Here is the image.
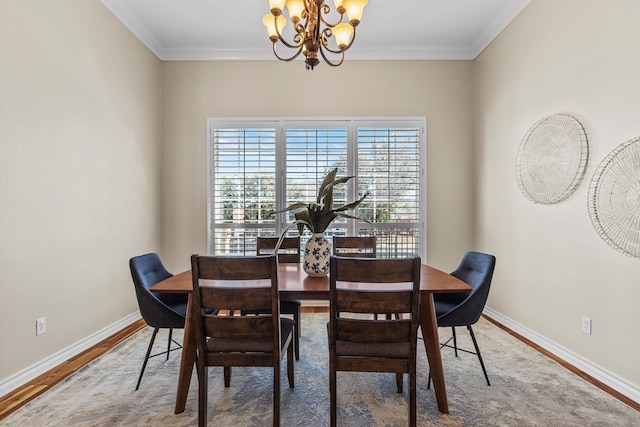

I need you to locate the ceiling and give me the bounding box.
[100,0,530,62]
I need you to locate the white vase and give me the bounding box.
[303,233,331,277]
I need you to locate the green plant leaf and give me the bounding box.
[333,191,370,212]
[317,168,338,203]
[273,168,370,234]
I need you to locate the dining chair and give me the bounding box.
[332,235,377,258]
[427,251,496,387]
[328,255,421,427]
[333,236,396,320]
[191,254,295,427]
[129,253,187,391]
[252,236,302,360]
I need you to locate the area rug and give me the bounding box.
[3,314,638,426]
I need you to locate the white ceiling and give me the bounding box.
[100,0,530,62]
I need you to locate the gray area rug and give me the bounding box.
[4,314,639,426]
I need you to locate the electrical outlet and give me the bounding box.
[36,317,47,336]
[581,316,592,335]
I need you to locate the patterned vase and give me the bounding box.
[303,233,331,277]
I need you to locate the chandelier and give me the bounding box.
[263,0,368,70]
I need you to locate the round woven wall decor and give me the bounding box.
[588,136,640,258]
[516,114,589,204]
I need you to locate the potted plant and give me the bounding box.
[272,168,369,276]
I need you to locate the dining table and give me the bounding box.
[150,261,471,415]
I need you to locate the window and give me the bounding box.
[208,118,426,259]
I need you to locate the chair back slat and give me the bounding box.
[336,318,412,344]
[195,255,275,280]
[332,236,376,258]
[204,315,274,340]
[199,286,272,312]
[331,256,418,283]
[335,290,413,314]
[257,236,301,263]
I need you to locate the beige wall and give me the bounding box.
[10,0,637,406]
[0,1,162,380]
[474,0,640,386]
[160,61,475,272]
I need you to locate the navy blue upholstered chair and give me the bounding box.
[129,252,188,390]
[428,251,496,387]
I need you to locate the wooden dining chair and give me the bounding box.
[190,254,295,427]
[253,236,302,360]
[332,236,377,258]
[257,236,301,262]
[328,255,421,427]
[332,236,396,319]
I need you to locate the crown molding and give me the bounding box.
[102,0,531,62]
[160,44,479,62]
[471,0,530,57]
[100,0,164,58]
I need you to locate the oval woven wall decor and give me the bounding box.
[516,114,589,204]
[588,136,640,258]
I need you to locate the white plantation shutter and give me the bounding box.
[210,124,277,255]
[284,123,349,235]
[355,124,423,257]
[208,118,426,258]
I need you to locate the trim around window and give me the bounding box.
[207,117,427,260]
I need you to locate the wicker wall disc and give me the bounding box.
[588,136,640,258]
[516,114,589,204]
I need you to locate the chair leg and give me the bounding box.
[410,365,417,427]
[287,341,295,388]
[395,373,403,393]
[198,364,208,427]
[273,361,280,427]
[428,325,491,388]
[224,367,231,387]
[467,325,490,386]
[452,326,458,357]
[135,327,159,391]
[330,364,337,427]
[166,328,173,361]
[293,309,300,361]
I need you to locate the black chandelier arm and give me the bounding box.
[318,44,345,67]
[272,42,305,62]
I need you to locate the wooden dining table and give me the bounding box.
[150,261,471,415]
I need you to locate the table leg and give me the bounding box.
[174,294,196,414]
[420,293,449,414]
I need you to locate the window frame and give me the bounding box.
[207,117,427,260]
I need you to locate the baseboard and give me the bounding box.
[3,308,637,411]
[483,307,640,406]
[0,312,142,397]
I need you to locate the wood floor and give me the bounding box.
[1,310,637,422]
[0,319,147,421]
